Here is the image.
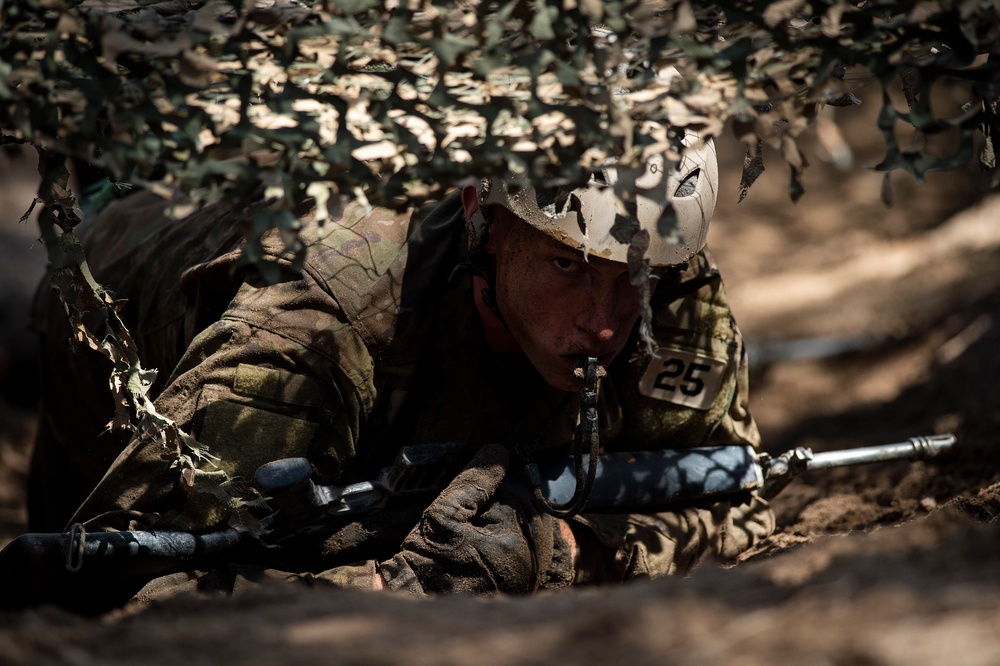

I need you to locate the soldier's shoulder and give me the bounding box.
[297,201,414,277]
[297,193,464,282]
[290,193,464,351]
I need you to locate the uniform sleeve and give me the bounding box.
[611,249,761,452]
[70,270,375,533]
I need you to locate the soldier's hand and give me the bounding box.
[377,443,572,594]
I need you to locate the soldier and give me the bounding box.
[29,130,774,596]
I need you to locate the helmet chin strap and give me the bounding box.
[478,282,506,328]
[458,205,509,328]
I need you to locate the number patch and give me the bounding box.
[638,348,727,410]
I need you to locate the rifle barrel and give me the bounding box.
[806,434,957,471]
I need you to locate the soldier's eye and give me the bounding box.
[553,257,580,272]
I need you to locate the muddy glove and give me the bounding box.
[377,443,572,595]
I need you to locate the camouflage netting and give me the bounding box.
[1,0,998,511]
[5,0,999,218]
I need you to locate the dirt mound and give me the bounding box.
[2,498,999,666]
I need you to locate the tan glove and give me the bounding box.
[377,443,573,595]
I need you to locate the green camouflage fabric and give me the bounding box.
[29,192,247,532]
[30,189,773,589]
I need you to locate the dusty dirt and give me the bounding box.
[2,80,1000,664]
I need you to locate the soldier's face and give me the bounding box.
[485,206,645,391]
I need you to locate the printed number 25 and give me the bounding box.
[653,358,710,397]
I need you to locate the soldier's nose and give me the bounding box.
[576,293,619,341]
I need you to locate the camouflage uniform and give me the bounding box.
[30,189,774,590]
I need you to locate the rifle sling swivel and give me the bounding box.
[65,522,86,573]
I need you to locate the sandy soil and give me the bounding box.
[1,83,999,664]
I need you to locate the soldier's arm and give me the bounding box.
[70,269,374,536]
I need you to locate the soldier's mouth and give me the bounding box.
[563,352,616,368]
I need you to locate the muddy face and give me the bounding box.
[484,205,645,391]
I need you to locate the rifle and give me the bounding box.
[0,433,956,614]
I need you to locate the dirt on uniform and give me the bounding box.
[1,82,999,664]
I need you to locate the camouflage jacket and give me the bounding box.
[66,190,760,541]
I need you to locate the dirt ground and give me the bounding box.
[2,81,1000,664]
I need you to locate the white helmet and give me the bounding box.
[478,131,718,267]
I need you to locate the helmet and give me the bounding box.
[478,131,718,267]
